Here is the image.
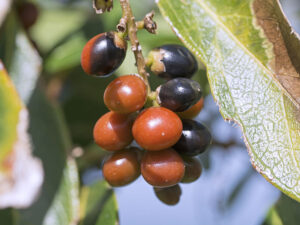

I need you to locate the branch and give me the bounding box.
[119,0,151,94]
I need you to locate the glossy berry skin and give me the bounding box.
[93,112,133,151]
[177,97,204,119]
[132,107,183,151]
[153,184,182,205]
[173,119,212,156]
[158,78,202,112]
[147,44,198,80]
[102,148,140,187]
[81,32,127,76]
[104,75,147,113]
[181,157,202,183]
[141,149,185,187]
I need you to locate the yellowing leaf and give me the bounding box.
[157,0,300,201]
[0,61,43,208]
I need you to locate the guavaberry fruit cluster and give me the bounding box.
[81,29,212,205]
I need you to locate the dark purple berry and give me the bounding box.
[81,32,127,77]
[157,78,202,112]
[173,119,212,156]
[147,44,198,80]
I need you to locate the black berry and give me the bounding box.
[181,157,202,183]
[173,119,212,156]
[153,184,182,205]
[147,44,198,79]
[157,78,202,112]
[81,32,127,77]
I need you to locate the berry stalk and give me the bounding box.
[119,0,151,95]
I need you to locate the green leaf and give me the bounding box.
[31,8,88,53]
[264,207,283,225]
[18,88,69,224]
[79,181,119,225]
[44,32,86,74]
[274,194,300,225]
[0,209,17,225]
[42,157,80,225]
[157,0,300,201]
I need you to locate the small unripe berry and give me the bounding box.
[141,149,185,187]
[147,44,198,80]
[81,32,127,76]
[173,119,212,156]
[132,107,183,151]
[93,111,133,151]
[157,78,202,112]
[102,148,141,187]
[104,75,147,113]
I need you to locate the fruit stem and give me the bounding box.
[119,0,151,95]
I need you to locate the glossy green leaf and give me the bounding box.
[79,181,119,225]
[157,0,300,201]
[42,157,80,225]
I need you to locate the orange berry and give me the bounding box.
[93,111,133,151]
[177,97,204,119]
[102,148,140,187]
[104,75,147,113]
[132,107,183,151]
[141,149,185,187]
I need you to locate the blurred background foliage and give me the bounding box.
[0,0,300,224]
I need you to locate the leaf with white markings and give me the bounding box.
[157,0,300,201]
[0,61,43,209]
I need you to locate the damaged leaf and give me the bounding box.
[0,61,43,209]
[157,0,300,201]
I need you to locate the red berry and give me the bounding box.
[93,111,133,151]
[177,97,204,119]
[104,75,147,113]
[141,149,185,187]
[81,32,127,76]
[132,107,182,151]
[102,148,141,187]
